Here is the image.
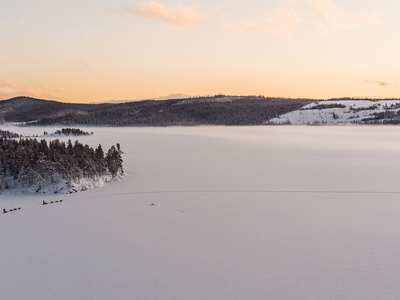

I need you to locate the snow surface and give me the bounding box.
[269,100,400,125]
[2,125,400,299]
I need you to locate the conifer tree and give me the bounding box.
[0,136,124,193]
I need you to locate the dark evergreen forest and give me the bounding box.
[0,137,123,193]
[4,96,400,126]
[27,96,314,126]
[0,96,315,126]
[0,129,20,139]
[46,128,91,136]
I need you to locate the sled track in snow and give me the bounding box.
[87,189,400,199]
[4,189,400,215]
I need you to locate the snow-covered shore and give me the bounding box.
[1,174,124,195]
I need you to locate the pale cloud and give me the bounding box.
[306,0,333,13]
[304,0,379,31]
[0,79,54,100]
[364,80,399,88]
[124,1,204,28]
[248,8,302,37]
[98,7,120,15]
[122,0,377,36]
[216,10,246,35]
[354,0,387,2]
[217,0,376,37]
[219,8,302,38]
[219,20,246,35]
[123,1,302,36]
[69,59,89,68]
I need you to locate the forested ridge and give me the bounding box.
[0,137,123,193]
[0,96,314,126]
[35,96,314,126]
[5,95,400,126]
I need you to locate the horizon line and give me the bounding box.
[2,94,400,104]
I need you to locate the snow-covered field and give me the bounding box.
[269,100,400,125]
[2,125,400,300]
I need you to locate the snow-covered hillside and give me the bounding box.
[2,126,400,300]
[269,99,400,125]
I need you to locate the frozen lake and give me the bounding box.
[2,125,400,299]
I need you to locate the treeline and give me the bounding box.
[0,138,123,193]
[33,96,314,126]
[358,111,400,124]
[0,129,19,139]
[49,128,91,136]
[302,103,346,110]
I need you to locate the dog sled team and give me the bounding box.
[3,200,63,213]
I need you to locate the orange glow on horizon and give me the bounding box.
[1,0,399,103]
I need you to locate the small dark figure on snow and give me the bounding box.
[3,208,7,213]
[43,200,48,205]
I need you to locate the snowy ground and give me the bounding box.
[2,125,400,299]
[269,99,400,124]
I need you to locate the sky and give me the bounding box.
[1,0,399,103]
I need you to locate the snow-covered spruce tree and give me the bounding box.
[0,160,3,191]
[105,145,123,177]
[94,144,108,176]
[0,137,123,193]
[0,130,19,139]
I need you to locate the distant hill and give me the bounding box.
[0,96,112,123]
[0,95,314,126]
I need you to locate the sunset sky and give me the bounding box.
[1,0,399,103]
